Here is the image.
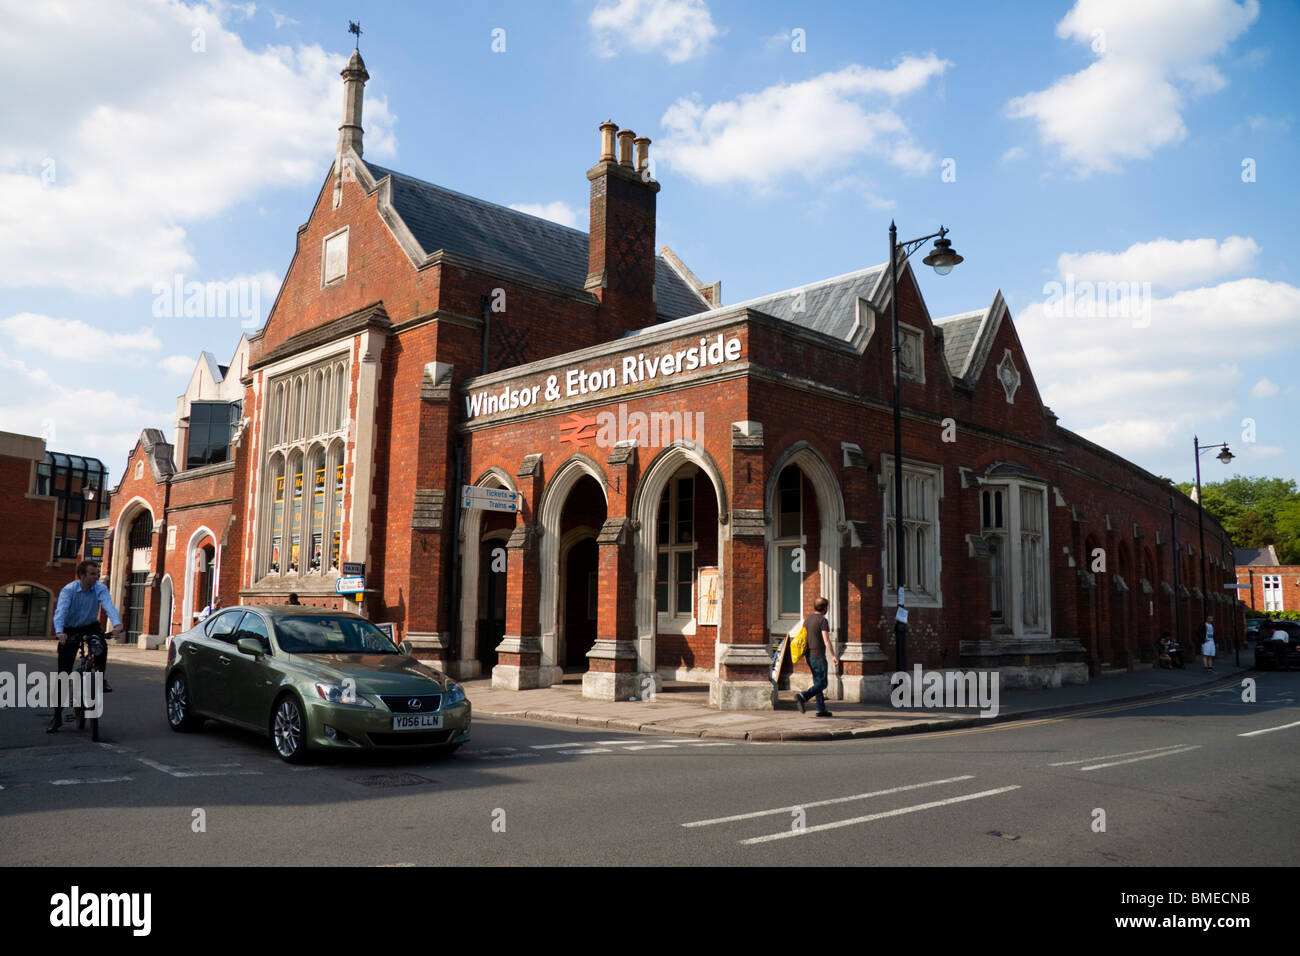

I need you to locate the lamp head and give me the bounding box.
[922,236,963,276]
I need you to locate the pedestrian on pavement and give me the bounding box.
[287,592,301,605]
[1200,615,1216,672]
[197,596,221,623]
[794,597,839,717]
[48,560,122,732]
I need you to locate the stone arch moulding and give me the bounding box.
[159,573,175,640]
[182,525,218,630]
[109,497,155,618]
[631,440,730,689]
[765,440,846,695]
[538,454,608,688]
[455,467,519,680]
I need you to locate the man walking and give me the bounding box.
[794,596,839,717]
[48,560,123,732]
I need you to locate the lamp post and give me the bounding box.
[1193,436,1233,646]
[888,222,963,671]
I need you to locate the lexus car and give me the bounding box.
[1253,619,1300,671]
[164,605,470,762]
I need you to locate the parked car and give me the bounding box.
[164,605,470,762]
[1245,618,1264,639]
[1253,619,1300,671]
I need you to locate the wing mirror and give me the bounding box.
[237,637,267,658]
[399,640,412,656]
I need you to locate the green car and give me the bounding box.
[164,605,470,762]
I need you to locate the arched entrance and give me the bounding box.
[539,464,606,680]
[123,511,154,643]
[458,468,519,680]
[182,526,217,630]
[632,443,728,690]
[0,583,52,637]
[765,443,845,696]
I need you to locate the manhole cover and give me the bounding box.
[350,773,434,788]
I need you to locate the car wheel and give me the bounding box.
[272,695,309,763]
[166,672,204,732]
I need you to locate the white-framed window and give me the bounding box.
[656,474,696,620]
[772,465,804,621]
[982,487,1008,622]
[322,227,348,285]
[1263,574,1282,612]
[261,356,349,578]
[883,460,941,605]
[980,479,1050,637]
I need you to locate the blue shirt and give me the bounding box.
[52,580,121,632]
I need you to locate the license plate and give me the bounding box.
[392,714,442,731]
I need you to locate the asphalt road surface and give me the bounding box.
[1,648,1297,866]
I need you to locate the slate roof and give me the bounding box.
[363,161,708,319]
[1235,546,1281,567]
[665,265,888,341]
[933,309,985,379]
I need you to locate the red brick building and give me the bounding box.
[100,50,1240,706]
[0,431,107,637]
[1236,546,1300,614]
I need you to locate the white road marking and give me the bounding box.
[740,786,1022,844]
[595,740,649,745]
[1079,745,1201,771]
[133,756,261,778]
[559,748,613,755]
[1049,744,1191,767]
[530,743,580,749]
[465,751,539,760]
[682,775,978,828]
[684,742,737,747]
[50,776,133,786]
[623,744,678,751]
[1238,718,1300,737]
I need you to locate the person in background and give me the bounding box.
[1199,615,1216,672]
[793,596,839,717]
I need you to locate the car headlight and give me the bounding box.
[443,681,466,706]
[315,682,375,707]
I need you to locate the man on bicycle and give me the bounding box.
[48,560,123,733]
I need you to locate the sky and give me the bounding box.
[1,0,1296,491]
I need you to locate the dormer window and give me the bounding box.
[322,228,349,285]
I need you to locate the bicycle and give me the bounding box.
[73,632,105,742]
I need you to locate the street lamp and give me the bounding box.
[1193,436,1233,643]
[888,222,963,671]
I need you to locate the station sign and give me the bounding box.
[463,486,520,513]
[335,576,366,594]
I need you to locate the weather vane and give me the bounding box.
[348,20,362,49]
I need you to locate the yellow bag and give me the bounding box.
[790,625,807,664]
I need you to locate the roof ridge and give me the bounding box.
[687,262,889,316]
[364,160,593,241]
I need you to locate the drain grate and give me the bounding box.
[350,772,434,788]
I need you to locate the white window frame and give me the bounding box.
[981,486,1009,626]
[769,465,807,625]
[980,479,1051,639]
[1263,574,1282,612]
[882,458,942,608]
[259,352,351,580]
[656,471,698,633]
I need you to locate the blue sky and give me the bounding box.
[2,0,1296,490]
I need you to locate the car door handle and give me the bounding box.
[218,655,232,665]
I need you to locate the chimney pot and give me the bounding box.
[599,121,618,162]
[617,129,635,168]
[634,136,651,173]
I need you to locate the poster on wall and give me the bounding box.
[697,566,720,626]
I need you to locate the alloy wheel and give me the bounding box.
[273,698,303,759]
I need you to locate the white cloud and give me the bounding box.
[1001,146,1025,162]
[159,355,199,376]
[1007,0,1259,175]
[1242,444,1285,458]
[1246,114,1290,133]
[1017,260,1300,462]
[1250,379,1279,398]
[0,0,396,296]
[0,349,172,475]
[1,312,161,361]
[270,10,300,29]
[508,202,585,229]
[657,55,951,187]
[1057,236,1259,290]
[590,0,719,63]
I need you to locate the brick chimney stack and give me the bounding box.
[586,121,661,332]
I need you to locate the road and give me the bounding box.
[1,648,1297,866]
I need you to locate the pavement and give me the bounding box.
[1,638,1260,741]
